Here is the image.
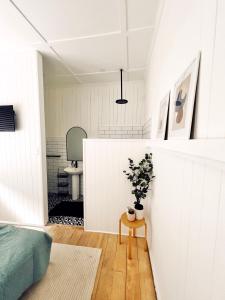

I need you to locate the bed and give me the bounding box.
[0,225,52,300]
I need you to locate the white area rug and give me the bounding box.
[21,243,101,300]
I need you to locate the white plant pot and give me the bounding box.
[135,208,144,220]
[127,212,135,222]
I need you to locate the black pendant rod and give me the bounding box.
[120,69,123,99]
[115,69,128,104]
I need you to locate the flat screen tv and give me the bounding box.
[0,105,15,132]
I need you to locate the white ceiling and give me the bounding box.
[1,0,159,84]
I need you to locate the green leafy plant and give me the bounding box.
[123,153,155,210]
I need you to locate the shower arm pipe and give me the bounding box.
[115,69,128,104]
[120,69,123,99]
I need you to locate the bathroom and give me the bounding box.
[44,66,149,226]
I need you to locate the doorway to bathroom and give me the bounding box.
[43,73,147,226]
[46,127,87,226]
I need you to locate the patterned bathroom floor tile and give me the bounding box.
[48,216,84,226]
[48,193,84,226]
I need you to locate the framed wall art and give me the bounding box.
[168,53,200,139]
[156,92,170,139]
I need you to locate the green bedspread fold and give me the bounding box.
[0,225,52,300]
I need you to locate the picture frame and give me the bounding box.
[168,53,200,139]
[156,92,170,139]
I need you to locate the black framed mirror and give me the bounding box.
[66,127,87,163]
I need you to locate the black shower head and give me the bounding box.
[115,98,128,104]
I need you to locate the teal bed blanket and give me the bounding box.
[0,225,52,300]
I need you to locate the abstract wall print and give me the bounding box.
[156,92,170,139]
[168,53,200,139]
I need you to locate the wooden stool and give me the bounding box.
[119,212,147,259]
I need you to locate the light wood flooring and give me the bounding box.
[46,224,157,300]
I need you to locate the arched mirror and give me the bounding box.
[66,127,87,163]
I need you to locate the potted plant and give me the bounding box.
[127,207,136,222]
[123,153,155,220]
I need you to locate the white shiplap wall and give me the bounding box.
[145,0,225,139]
[44,80,144,138]
[143,0,225,298]
[83,139,148,235]
[148,140,225,300]
[0,51,48,226]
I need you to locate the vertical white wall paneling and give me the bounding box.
[149,150,186,299]
[148,141,225,300]
[184,161,207,300]
[208,0,225,137]
[44,80,144,138]
[36,52,48,224]
[194,0,218,138]
[145,0,220,139]
[212,172,225,299]
[143,0,225,298]
[0,51,47,226]
[84,139,148,234]
[193,165,222,299]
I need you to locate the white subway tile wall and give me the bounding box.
[46,137,83,194]
[97,125,143,139]
[142,118,152,138]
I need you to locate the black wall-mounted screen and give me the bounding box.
[0,105,15,132]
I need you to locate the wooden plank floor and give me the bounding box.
[46,224,157,300]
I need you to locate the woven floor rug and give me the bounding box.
[21,243,101,300]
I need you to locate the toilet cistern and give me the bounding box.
[64,166,83,200]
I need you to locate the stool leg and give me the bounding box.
[128,228,132,259]
[144,223,147,251]
[119,219,121,244]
